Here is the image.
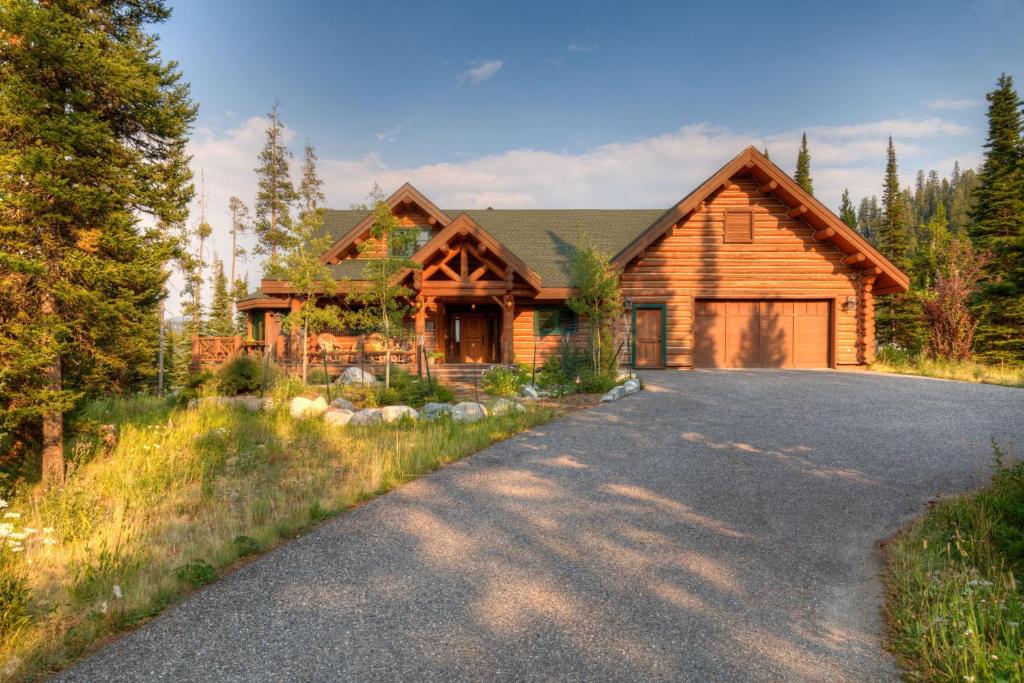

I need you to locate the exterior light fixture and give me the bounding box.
[623,296,633,311]
[842,295,856,312]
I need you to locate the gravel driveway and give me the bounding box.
[60,370,1024,682]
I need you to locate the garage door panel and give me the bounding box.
[694,299,829,369]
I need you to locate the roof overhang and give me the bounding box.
[612,146,911,294]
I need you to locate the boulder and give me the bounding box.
[623,379,641,394]
[381,405,418,423]
[520,385,540,400]
[323,409,354,427]
[490,398,526,416]
[452,402,488,423]
[337,367,378,386]
[420,402,453,420]
[349,408,383,426]
[600,386,626,402]
[290,395,329,419]
[329,397,356,411]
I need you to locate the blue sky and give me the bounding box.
[157,0,1023,311]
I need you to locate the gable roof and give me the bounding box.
[319,183,452,264]
[409,213,545,290]
[613,146,910,294]
[311,147,910,294]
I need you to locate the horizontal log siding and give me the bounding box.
[620,175,863,368]
[512,307,563,367]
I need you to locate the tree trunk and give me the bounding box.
[302,317,308,383]
[40,291,64,485]
[158,297,166,396]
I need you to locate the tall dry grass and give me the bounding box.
[0,393,553,680]
[872,346,1024,388]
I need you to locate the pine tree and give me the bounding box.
[794,132,813,195]
[875,137,924,351]
[912,203,952,290]
[762,146,770,160]
[839,189,857,228]
[253,102,296,273]
[968,73,1024,363]
[280,144,342,382]
[207,256,235,337]
[227,197,249,324]
[0,0,195,482]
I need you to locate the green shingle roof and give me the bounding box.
[320,207,668,288]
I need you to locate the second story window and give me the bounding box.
[389,227,432,258]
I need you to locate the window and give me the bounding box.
[389,227,432,257]
[724,209,754,243]
[251,312,265,341]
[534,307,575,337]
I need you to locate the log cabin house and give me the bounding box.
[192,146,909,376]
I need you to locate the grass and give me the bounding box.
[0,389,555,681]
[871,347,1024,389]
[884,443,1024,682]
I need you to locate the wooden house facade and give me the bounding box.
[201,147,908,374]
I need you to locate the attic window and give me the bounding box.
[724,209,753,243]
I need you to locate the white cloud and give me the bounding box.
[457,59,504,85]
[925,97,983,111]
[174,114,972,315]
[375,123,404,142]
[567,42,598,53]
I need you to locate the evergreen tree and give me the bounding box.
[968,73,1024,363]
[227,196,249,323]
[234,277,250,335]
[280,144,342,382]
[912,204,952,290]
[253,102,296,273]
[839,189,857,228]
[875,137,924,351]
[0,0,195,481]
[207,256,235,337]
[794,132,814,195]
[762,146,770,160]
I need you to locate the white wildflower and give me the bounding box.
[0,499,7,508]
[42,527,54,534]
[112,585,123,600]
[3,512,20,519]
[10,545,23,553]
[100,601,108,614]
[43,538,56,546]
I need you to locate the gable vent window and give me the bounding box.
[724,209,754,243]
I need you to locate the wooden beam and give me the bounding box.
[843,253,865,265]
[478,243,487,255]
[427,216,437,226]
[468,265,488,281]
[787,205,808,219]
[812,227,835,241]
[438,262,460,281]
[758,180,778,194]
[460,245,468,280]
[439,242,450,254]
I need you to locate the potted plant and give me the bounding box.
[429,350,445,365]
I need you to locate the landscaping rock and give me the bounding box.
[349,408,383,426]
[323,409,354,427]
[490,398,526,416]
[520,385,540,400]
[623,379,641,394]
[329,397,356,411]
[420,402,453,420]
[337,367,378,386]
[600,386,627,402]
[289,395,328,419]
[380,405,418,423]
[452,402,488,423]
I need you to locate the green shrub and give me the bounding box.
[482,364,529,397]
[0,550,31,640]
[216,355,272,396]
[305,368,331,385]
[232,535,260,558]
[174,559,217,588]
[367,367,455,407]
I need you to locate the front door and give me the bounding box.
[461,314,489,362]
[634,307,664,368]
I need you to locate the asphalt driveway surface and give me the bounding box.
[60,371,1024,682]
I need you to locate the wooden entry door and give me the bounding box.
[634,307,664,368]
[460,314,489,363]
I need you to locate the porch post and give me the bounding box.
[501,294,515,364]
[436,301,446,362]
[288,297,301,368]
[414,297,426,376]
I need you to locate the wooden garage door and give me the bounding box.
[693,300,830,368]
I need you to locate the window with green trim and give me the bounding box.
[251,312,265,341]
[534,307,576,337]
[389,227,432,257]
